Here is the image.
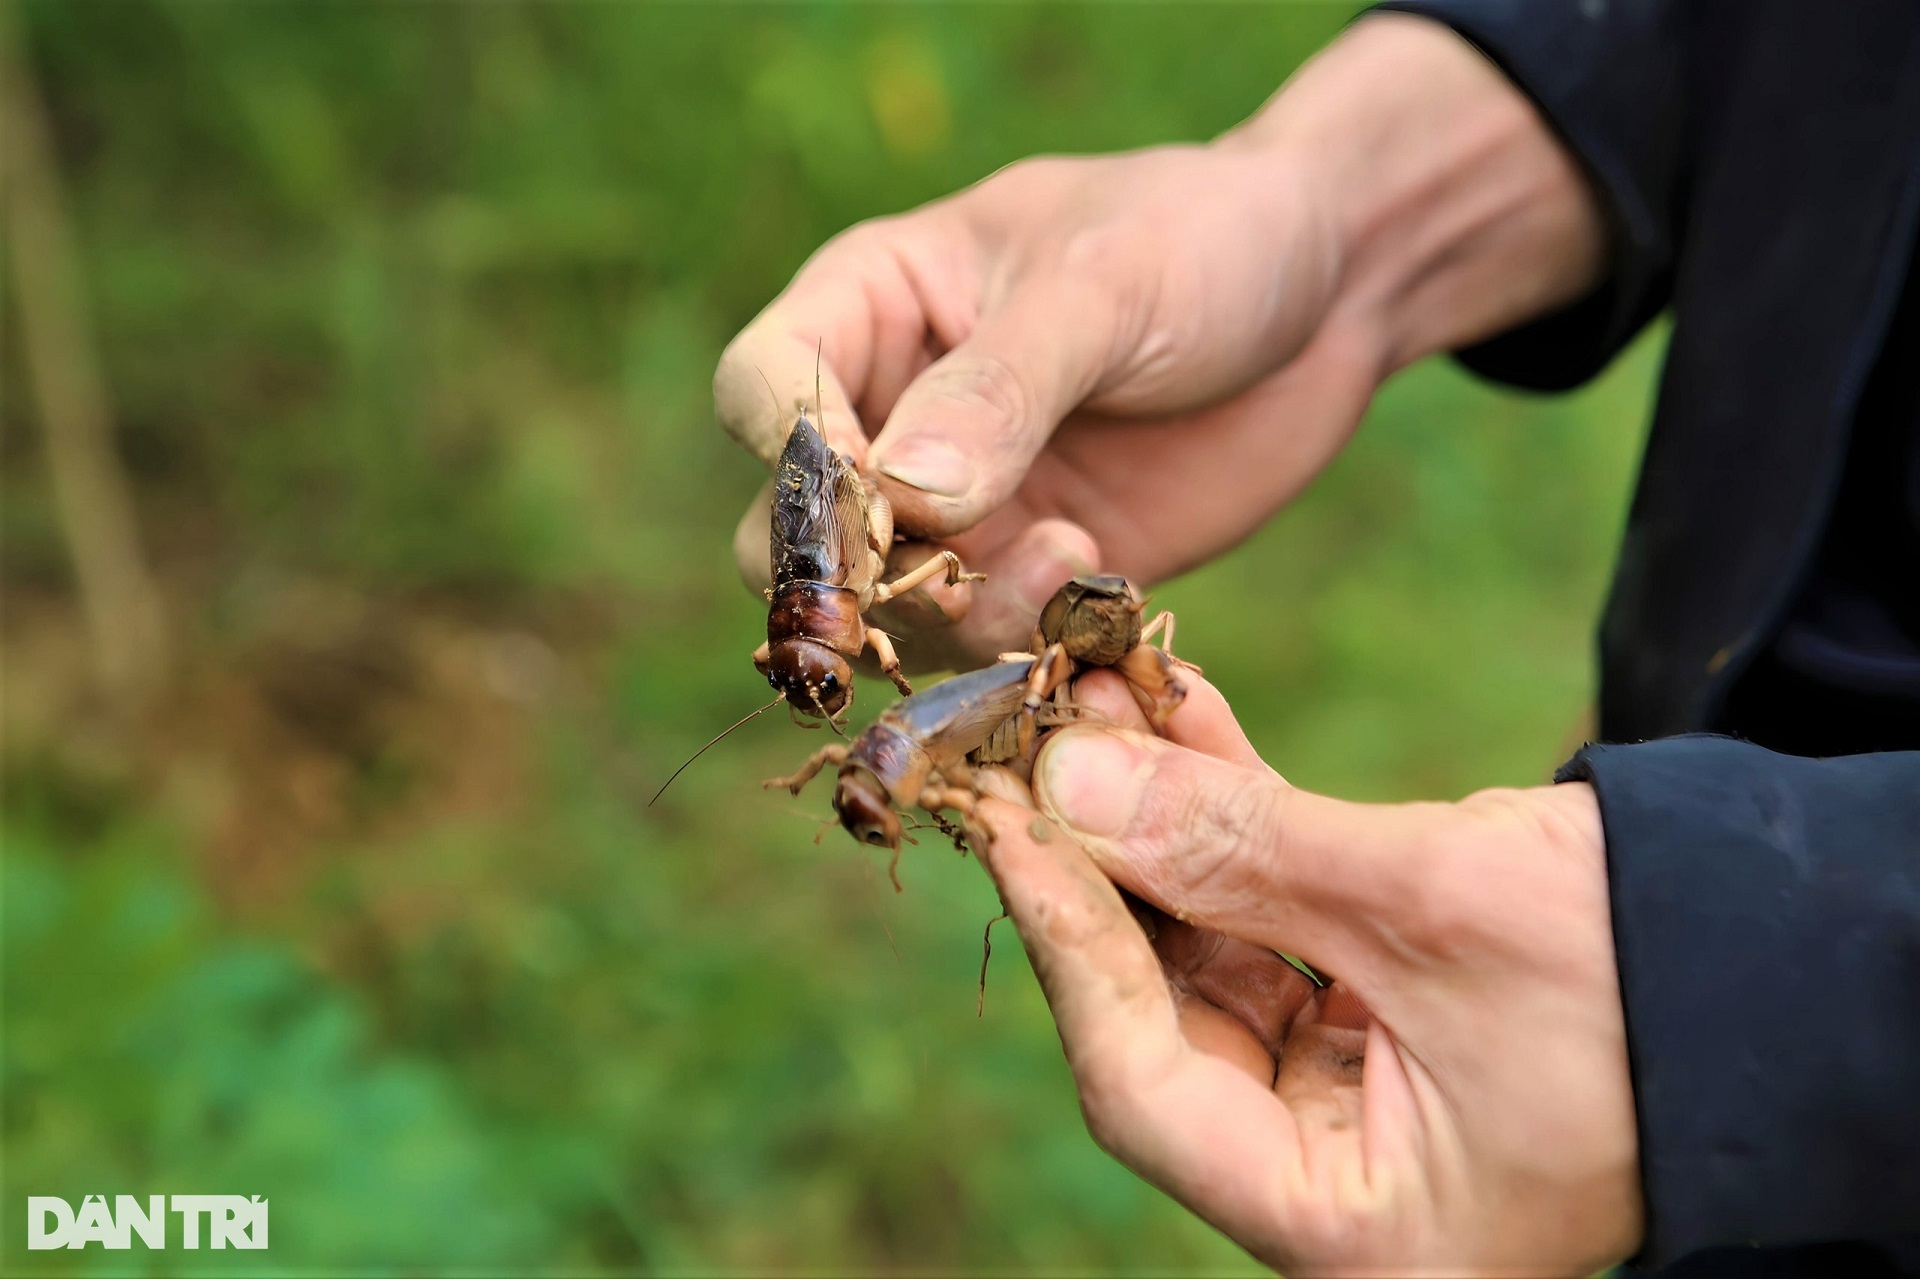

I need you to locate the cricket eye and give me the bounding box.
[819,672,838,697]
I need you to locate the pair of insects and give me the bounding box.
[765,572,1187,885]
[648,396,984,803]
[653,383,1190,881]
[751,392,1188,872]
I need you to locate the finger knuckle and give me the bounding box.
[1055,222,1143,284]
[926,350,1032,434]
[1076,1088,1133,1160]
[1043,227,1154,381]
[1034,884,1126,955]
[1074,1062,1151,1159]
[1148,771,1286,905]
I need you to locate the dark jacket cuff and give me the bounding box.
[1557,736,1920,1268]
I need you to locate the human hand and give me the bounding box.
[718,138,1362,674]
[973,670,1642,1275]
[716,15,1604,673]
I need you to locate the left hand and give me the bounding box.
[973,670,1643,1275]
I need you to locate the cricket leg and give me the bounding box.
[917,758,980,821]
[918,784,979,824]
[1010,708,1040,775]
[863,480,895,551]
[1139,610,1172,652]
[920,762,990,844]
[865,627,913,696]
[762,744,849,795]
[1140,609,1202,673]
[870,550,985,605]
[1114,642,1188,731]
[1023,642,1074,716]
[927,809,970,852]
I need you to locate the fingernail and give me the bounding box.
[873,439,975,498]
[1037,729,1155,841]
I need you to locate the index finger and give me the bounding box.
[974,793,1307,1255]
[714,219,947,467]
[714,322,867,466]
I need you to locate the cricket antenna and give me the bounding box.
[756,366,786,426]
[814,337,824,432]
[810,684,847,736]
[650,694,783,806]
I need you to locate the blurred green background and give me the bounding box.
[1,2,1661,1273]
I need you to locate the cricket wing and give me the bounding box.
[769,413,868,587]
[889,660,1035,761]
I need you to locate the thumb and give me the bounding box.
[868,271,1120,536]
[1032,724,1421,984]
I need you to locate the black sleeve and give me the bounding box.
[1368,0,1688,389]
[1556,737,1920,1269]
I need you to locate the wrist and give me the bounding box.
[1216,12,1606,375]
[1533,779,1607,862]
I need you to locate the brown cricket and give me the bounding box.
[755,409,983,723]
[764,575,1188,887]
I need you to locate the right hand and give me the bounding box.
[715,14,1604,672]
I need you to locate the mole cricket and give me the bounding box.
[756,404,984,724]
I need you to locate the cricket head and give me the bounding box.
[766,638,853,718]
[834,767,902,851]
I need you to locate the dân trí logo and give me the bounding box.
[27,1195,268,1250]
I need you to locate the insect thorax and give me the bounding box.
[766,581,864,656]
[849,723,934,806]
